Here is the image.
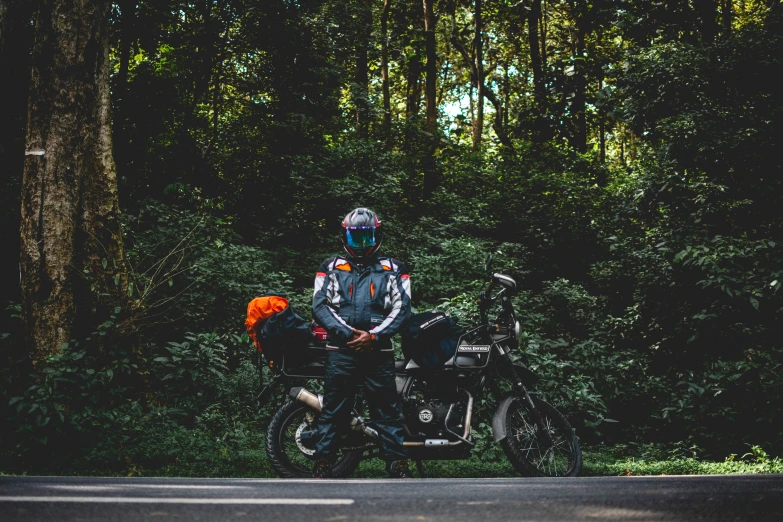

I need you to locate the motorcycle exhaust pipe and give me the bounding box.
[289,387,378,439]
[290,387,323,411]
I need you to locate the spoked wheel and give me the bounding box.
[500,396,582,477]
[265,400,362,478]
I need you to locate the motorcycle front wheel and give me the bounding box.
[500,396,582,477]
[266,400,362,478]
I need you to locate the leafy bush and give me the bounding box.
[152,333,228,406]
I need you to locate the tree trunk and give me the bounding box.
[472,0,483,151]
[571,0,587,153]
[540,0,547,74]
[115,0,134,103]
[502,61,509,129]
[721,0,732,35]
[0,1,7,53]
[381,0,392,139]
[469,82,475,129]
[20,0,128,366]
[112,0,134,175]
[695,0,718,43]
[405,51,422,118]
[355,0,372,138]
[422,0,437,199]
[423,0,437,134]
[620,130,625,165]
[526,0,548,140]
[598,77,605,163]
[597,30,605,163]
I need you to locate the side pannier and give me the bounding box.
[401,312,465,369]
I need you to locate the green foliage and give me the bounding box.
[584,444,783,477]
[124,201,299,336]
[411,238,491,304]
[153,333,228,404]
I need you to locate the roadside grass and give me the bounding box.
[2,440,781,477]
[581,445,783,477]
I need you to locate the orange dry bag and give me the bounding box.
[245,295,289,353]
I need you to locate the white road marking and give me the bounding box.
[47,485,251,491]
[0,496,354,505]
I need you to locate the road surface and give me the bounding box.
[1,475,781,521]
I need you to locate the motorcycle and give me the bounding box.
[264,255,582,478]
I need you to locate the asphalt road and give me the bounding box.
[1,475,781,521]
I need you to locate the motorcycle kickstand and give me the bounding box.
[416,460,425,478]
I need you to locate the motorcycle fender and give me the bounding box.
[492,394,517,442]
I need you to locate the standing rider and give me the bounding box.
[310,208,412,478]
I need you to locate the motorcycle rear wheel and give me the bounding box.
[266,400,362,478]
[500,396,582,477]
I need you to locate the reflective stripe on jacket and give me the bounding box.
[312,255,411,351]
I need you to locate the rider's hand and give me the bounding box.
[347,329,375,352]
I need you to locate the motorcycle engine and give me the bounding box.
[403,379,465,438]
[408,401,452,437]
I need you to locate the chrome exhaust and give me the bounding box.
[290,387,323,411]
[289,387,378,439]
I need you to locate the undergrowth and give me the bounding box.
[2,441,780,478]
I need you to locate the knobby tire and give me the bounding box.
[500,396,582,477]
[266,400,362,478]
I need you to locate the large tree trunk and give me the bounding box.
[423,0,437,134]
[570,0,587,153]
[115,0,134,103]
[721,0,732,35]
[20,0,128,366]
[422,0,437,198]
[355,0,372,138]
[695,0,718,43]
[539,0,547,76]
[596,30,605,163]
[472,0,483,150]
[526,0,549,140]
[405,50,422,118]
[381,0,392,139]
[112,0,134,183]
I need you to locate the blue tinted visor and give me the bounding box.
[345,226,377,249]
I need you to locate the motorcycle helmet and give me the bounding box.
[341,208,382,260]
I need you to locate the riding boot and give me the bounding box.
[312,457,333,479]
[387,459,412,478]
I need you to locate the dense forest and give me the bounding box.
[1,0,782,475]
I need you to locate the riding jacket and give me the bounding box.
[312,255,411,352]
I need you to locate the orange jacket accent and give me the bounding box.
[245,296,289,352]
[335,263,352,271]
